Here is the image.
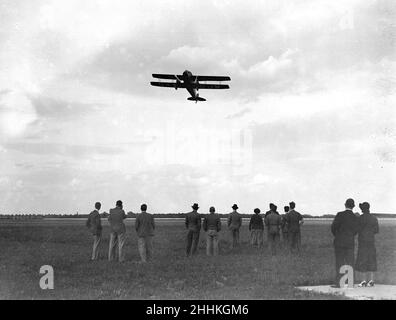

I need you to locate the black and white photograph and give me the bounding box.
[0,0,395,303]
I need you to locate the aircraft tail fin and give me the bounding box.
[187,97,206,102]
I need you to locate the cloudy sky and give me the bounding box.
[0,0,395,215]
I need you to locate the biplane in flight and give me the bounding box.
[150,70,231,102]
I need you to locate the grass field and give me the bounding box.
[0,219,395,299]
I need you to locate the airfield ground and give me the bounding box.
[0,219,395,299]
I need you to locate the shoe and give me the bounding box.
[331,284,340,288]
[358,281,367,287]
[367,280,375,287]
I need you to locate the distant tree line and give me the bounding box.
[0,212,395,220]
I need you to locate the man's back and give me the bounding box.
[228,212,242,229]
[331,210,359,248]
[203,214,221,232]
[286,210,303,232]
[185,211,201,231]
[87,210,102,235]
[249,214,264,230]
[265,212,281,234]
[108,207,126,233]
[136,212,155,237]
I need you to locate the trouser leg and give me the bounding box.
[118,232,126,262]
[213,233,219,256]
[250,230,255,245]
[186,230,193,256]
[146,236,153,261]
[191,231,200,255]
[138,237,147,262]
[92,234,101,260]
[335,247,346,285]
[108,232,117,261]
[206,233,211,256]
[258,230,263,248]
[296,231,301,252]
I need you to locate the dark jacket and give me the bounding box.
[331,209,359,248]
[265,212,281,234]
[203,214,221,232]
[135,212,155,237]
[285,210,303,233]
[357,213,379,245]
[249,214,264,230]
[185,211,201,232]
[228,211,242,230]
[86,210,102,235]
[108,207,127,234]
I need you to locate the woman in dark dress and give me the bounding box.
[355,202,379,287]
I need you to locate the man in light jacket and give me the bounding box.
[203,206,221,256]
[108,200,127,262]
[135,204,155,263]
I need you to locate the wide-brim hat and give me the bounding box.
[359,202,370,211]
[192,203,199,210]
[232,204,238,210]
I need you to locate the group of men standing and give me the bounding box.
[248,202,304,255]
[86,200,155,263]
[185,202,304,257]
[86,198,379,288]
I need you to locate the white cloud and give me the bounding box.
[0,91,38,139]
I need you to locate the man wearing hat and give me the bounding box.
[285,202,304,253]
[331,198,360,287]
[108,200,127,262]
[185,203,202,256]
[203,206,221,256]
[228,204,242,249]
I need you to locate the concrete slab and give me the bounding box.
[296,284,396,300]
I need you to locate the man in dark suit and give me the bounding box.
[285,202,304,253]
[227,204,242,249]
[86,202,102,261]
[331,198,360,287]
[185,203,202,256]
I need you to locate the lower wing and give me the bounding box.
[197,84,229,89]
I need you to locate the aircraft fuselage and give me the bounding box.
[179,70,199,99]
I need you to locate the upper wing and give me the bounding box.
[197,84,230,89]
[152,74,177,80]
[196,75,231,82]
[150,81,186,88]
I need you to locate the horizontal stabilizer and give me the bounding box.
[198,84,229,89]
[187,97,206,102]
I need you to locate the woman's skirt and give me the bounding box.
[355,243,377,272]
